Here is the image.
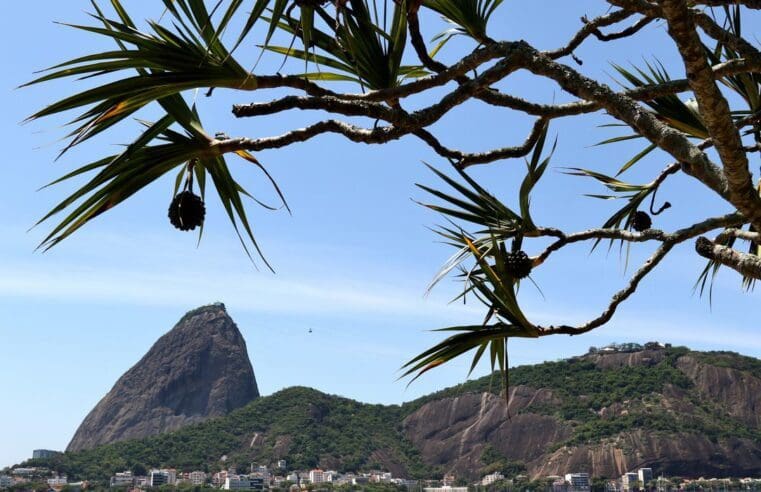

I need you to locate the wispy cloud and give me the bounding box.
[0,259,484,323]
[3,225,760,357]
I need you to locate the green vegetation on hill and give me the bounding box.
[29,387,431,482]
[403,346,692,413]
[403,346,761,448]
[693,351,761,377]
[25,347,761,482]
[479,445,526,478]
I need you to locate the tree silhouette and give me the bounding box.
[25,0,761,390]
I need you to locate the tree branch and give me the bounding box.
[661,0,761,230]
[535,212,745,336]
[715,227,761,244]
[413,118,549,167]
[539,243,675,336]
[544,9,637,59]
[514,42,732,202]
[232,95,399,120]
[695,236,761,278]
[215,120,406,151]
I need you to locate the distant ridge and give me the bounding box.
[66,303,259,452]
[42,343,761,481]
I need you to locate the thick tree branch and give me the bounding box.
[513,43,731,201]
[695,236,761,278]
[235,50,761,163]
[715,227,761,243]
[478,57,761,116]
[692,11,760,58]
[609,0,760,56]
[661,0,761,230]
[232,95,399,120]
[407,11,448,73]
[214,120,407,151]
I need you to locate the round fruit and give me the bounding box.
[505,250,532,279]
[631,211,652,232]
[168,191,205,231]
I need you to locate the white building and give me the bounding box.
[286,472,299,483]
[213,470,230,486]
[309,469,327,484]
[223,475,265,490]
[481,472,505,486]
[423,488,468,492]
[0,476,14,488]
[393,479,419,488]
[188,471,207,485]
[369,471,392,483]
[565,473,591,492]
[110,471,134,488]
[277,460,287,470]
[47,476,68,487]
[10,468,37,476]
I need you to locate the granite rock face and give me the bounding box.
[676,355,761,428]
[402,350,761,479]
[531,431,761,479]
[404,388,572,477]
[67,304,258,452]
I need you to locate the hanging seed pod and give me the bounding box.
[504,250,532,279]
[168,191,205,231]
[631,211,652,232]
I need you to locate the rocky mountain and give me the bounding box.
[42,343,761,482]
[403,348,761,479]
[66,304,259,452]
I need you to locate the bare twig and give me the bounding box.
[537,213,746,336]
[544,9,637,59]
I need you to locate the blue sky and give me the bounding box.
[2,1,760,468]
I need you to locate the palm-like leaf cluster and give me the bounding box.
[26,1,290,265]
[27,0,509,260]
[596,60,709,179]
[576,62,711,250]
[708,6,761,118]
[564,168,659,250]
[424,0,502,48]
[402,123,553,391]
[267,0,426,89]
[26,1,254,150]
